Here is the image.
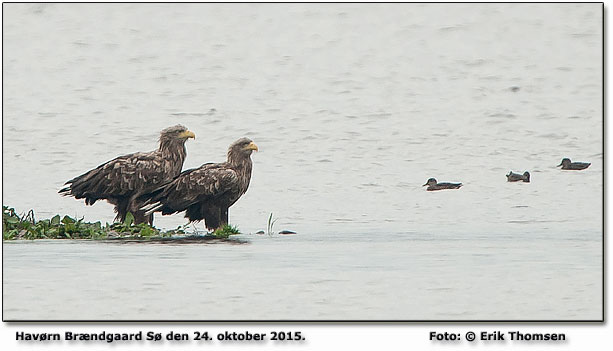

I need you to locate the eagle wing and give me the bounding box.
[60,150,168,203]
[145,163,241,214]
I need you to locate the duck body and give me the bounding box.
[506,171,530,182]
[558,158,590,170]
[423,178,462,191]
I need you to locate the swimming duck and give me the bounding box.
[506,171,530,182]
[557,158,590,170]
[422,178,462,191]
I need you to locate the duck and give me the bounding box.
[422,178,462,191]
[506,171,530,182]
[557,158,590,170]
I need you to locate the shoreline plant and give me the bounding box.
[2,206,238,241]
[267,213,278,236]
[212,224,241,238]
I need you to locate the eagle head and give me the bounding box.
[230,137,258,156]
[161,125,196,141]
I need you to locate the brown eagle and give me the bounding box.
[142,137,258,230]
[59,125,195,225]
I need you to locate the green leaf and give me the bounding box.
[50,215,61,226]
[140,226,153,237]
[213,224,240,238]
[61,215,75,224]
[5,216,19,224]
[65,223,76,233]
[124,212,134,227]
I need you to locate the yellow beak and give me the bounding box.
[179,130,196,139]
[245,141,259,151]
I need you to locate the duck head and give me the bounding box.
[523,171,530,181]
[557,158,571,167]
[422,178,438,187]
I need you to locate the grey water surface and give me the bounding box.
[2,3,602,320]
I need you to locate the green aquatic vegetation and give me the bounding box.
[3,206,107,240]
[2,206,246,241]
[212,224,241,238]
[2,206,164,240]
[3,206,23,240]
[107,212,161,238]
[162,223,190,237]
[2,206,246,240]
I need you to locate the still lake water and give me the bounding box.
[2,3,603,320]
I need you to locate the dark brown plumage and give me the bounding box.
[422,178,462,191]
[59,125,195,225]
[506,171,530,182]
[557,158,591,170]
[142,137,258,230]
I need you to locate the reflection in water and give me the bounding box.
[2,3,603,320]
[106,235,249,245]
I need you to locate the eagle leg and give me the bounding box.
[221,207,228,227]
[131,211,152,225]
[113,198,130,223]
[128,198,154,225]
